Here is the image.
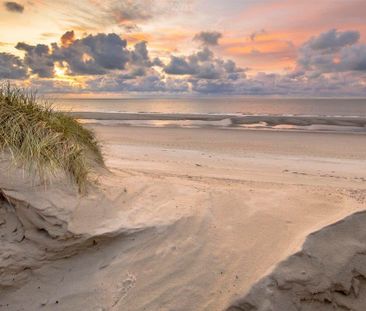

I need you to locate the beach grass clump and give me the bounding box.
[0,82,104,193]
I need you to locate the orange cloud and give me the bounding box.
[60,30,75,47]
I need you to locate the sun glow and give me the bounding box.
[82,53,93,63]
[55,66,66,78]
[53,63,85,89]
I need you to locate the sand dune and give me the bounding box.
[0,127,365,310]
[228,211,366,311]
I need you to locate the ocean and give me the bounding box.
[53,97,366,133]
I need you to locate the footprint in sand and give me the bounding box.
[112,272,137,308]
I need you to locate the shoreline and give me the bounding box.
[70,111,366,125]
[69,111,366,134]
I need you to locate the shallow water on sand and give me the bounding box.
[53,97,366,133]
[53,97,366,117]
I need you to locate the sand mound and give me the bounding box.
[0,158,197,292]
[0,161,81,288]
[0,158,209,310]
[227,211,366,311]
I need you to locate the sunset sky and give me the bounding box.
[1,0,366,96]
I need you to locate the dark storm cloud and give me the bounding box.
[193,31,222,46]
[15,42,54,78]
[12,31,159,78]
[0,53,28,79]
[4,1,24,13]
[52,33,131,75]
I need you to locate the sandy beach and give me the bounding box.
[0,125,365,310]
[2,0,366,309]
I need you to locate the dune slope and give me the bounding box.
[228,211,366,311]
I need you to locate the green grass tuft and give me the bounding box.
[0,82,104,193]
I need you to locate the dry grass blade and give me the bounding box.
[0,82,104,193]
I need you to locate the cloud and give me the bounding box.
[109,0,196,25]
[29,68,366,96]
[84,72,189,93]
[60,30,75,48]
[119,67,146,80]
[52,33,131,75]
[164,56,195,75]
[3,28,366,96]
[24,78,78,94]
[63,0,196,32]
[4,1,24,13]
[338,44,366,71]
[15,42,54,78]
[164,47,244,80]
[13,31,158,79]
[306,29,360,52]
[16,33,128,77]
[120,74,166,92]
[0,52,28,79]
[111,0,153,24]
[131,41,152,67]
[194,31,222,46]
[296,29,366,74]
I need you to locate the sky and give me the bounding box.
[0,0,366,96]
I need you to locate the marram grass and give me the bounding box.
[0,83,104,193]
